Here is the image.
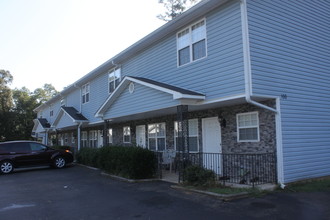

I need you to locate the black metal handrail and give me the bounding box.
[156,151,277,186]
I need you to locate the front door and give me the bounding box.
[202,117,222,174]
[136,125,146,148]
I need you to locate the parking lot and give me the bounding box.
[0,165,329,220]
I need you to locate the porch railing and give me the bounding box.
[157,152,277,186]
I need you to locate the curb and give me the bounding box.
[170,185,250,201]
[100,172,160,183]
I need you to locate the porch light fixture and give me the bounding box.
[218,115,226,128]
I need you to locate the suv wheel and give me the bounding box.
[54,157,66,168]
[0,161,14,174]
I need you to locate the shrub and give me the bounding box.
[77,147,100,167]
[183,165,216,187]
[77,146,157,179]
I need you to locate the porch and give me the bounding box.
[157,152,277,187]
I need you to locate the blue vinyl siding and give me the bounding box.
[247,0,330,183]
[104,83,179,119]
[122,0,245,100]
[56,113,75,129]
[66,89,81,111]
[81,72,109,123]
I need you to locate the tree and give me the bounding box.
[11,87,39,140]
[33,83,59,104]
[157,0,201,21]
[0,69,13,112]
[0,69,14,140]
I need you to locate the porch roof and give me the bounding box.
[52,106,88,129]
[32,118,51,134]
[95,76,205,118]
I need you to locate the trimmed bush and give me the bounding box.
[183,165,216,187]
[77,147,100,167]
[77,146,157,179]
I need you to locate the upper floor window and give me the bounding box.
[237,112,259,142]
[82,83,90,104]
[123,126,131,143]
[177,19,207,66]
[50,110,54,117]
[60,98,66,106]
[108,68,121,93]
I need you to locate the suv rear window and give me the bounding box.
[6,143,30,153]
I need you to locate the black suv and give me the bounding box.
[0,141,73,174]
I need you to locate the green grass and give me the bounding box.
[282,178,330,192]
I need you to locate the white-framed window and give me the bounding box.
[174,119,199,152]
[108,68,121,93]
[237,112,259,142]
[72,132,75,144]
[89,130,98,148]
[50,104,54,117]
[81,131,88,148]
[82,83,90,104]
[123,126,131,143]
[64,133,68,144]
[148,123,166,151]
[177,19,207,66]
[60,98,66,106]
[108,128,113,144]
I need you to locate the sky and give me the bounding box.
[0,0,166,92]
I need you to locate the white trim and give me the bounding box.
[236,111,260,142]
[275,98,284,184]
[240,0,253,96]
[197,94,246,105]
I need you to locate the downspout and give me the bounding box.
[240,0,285,188]
[77,122,82,152]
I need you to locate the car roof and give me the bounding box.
[0,140,42,145]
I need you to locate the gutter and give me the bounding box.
[240,0,284,187]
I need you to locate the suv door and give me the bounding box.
[9,142,32,166]
[28,142,53,165]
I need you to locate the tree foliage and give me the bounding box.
[157,0,201,21]
[0,69,59,141]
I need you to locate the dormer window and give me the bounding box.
[82,83,90,104]
[177,19,207,66]
[108,68,121,93]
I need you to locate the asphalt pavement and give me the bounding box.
[0,165,329,220]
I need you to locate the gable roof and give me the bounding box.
[61,107,88,121]
[34,0,229,112]
[95,76,205,118]
[52,106,88,127]
[37,118,51,128]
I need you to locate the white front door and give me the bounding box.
[202,117,222,174]
[98,130,103,147]
[136,125,146,148]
